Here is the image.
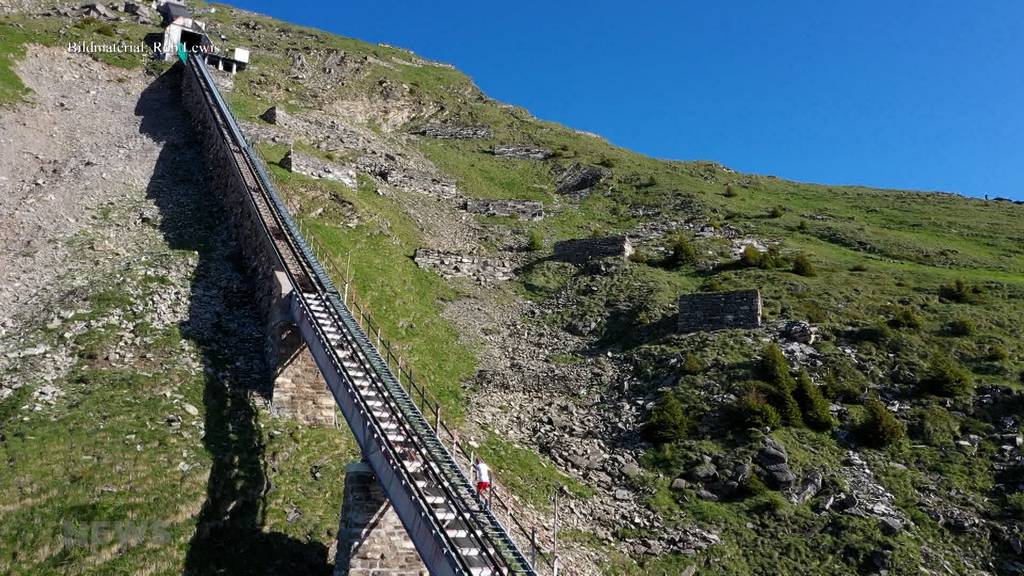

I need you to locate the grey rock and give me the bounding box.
[556,162,609,195]
[621,463,641,480]
[696,488,719,501]
[780,320,818,344]
[259,105,291,126]
[670,478,688,491]
[879,517,903,536]
[614,489,630,501]
[790,470,823,504]
[690,462,718,483]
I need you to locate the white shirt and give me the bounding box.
[475,462,490,483]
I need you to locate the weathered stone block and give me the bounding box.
[677,289,762,333]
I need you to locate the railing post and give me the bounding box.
[434,406,441,435]
[552,488,560,558]
[530,528,538,566]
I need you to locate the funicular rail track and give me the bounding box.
[184,55,539,576]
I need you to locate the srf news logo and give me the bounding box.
[61,520,171,549]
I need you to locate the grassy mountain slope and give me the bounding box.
[2,2,1023,574]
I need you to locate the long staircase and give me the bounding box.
[184,54,539,575]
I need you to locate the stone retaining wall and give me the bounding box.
[413,248,514,282]
[552,236,633,263]
[183,64,335,427]
[463,199,543,221]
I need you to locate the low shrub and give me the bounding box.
[733,386,781,429]
[939,279,982,303]
[760,343,791,386]
[644,391,691,445]
[740,245,763,268]
[664,234,698,268]
[797,220,809,232]
[628,249,653,265]
[767,206,785,218]
[526,229,544,252]
[945,318,975,337]
[823,359,868,402]
[1008,493,1024,519]
[850,323,893,345]
[724,185,738,198]
[850,263,869,272]
[919,355,973,397]
[857,399,905,448]
[791,254,816,277]
[888,307,923,330]
[911,405,959,446]
[987,344,1009,362]
[794,369,834,431]
[681,353,704,375]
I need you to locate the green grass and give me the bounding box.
[254,147,477,420]
[475,429,593,510]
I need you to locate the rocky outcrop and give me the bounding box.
[259,105,292,127]
[411,123,492,139]
[677,290,762,333]
[464,199,543,221]
[756,438,797,489]
[280,149,356,187]
[413,249,514,282]
[493,144,552,160]
[552,236,634,264]
[556,162,610,195]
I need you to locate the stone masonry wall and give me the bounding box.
[335,463,427,576]
[413,248,515,282]
[552,236,634,264]
[183,64,335,426]
[677,289,762,332]
[464,199,544,221]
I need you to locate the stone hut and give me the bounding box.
[552,236,633,264]
[677,289,762,333]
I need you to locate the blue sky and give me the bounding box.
[222,1,1024,200]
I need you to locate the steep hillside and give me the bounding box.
[2,2,1023,575]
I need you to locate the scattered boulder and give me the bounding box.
[82,3,116,19]
[780,320,818,344]
[690,461,718,483]
[493,144,552,161]
[555,163,610,195]
[621,463,641,480]
[259,105,292,127]
[790,471,823,504]
[756,438,797,489]
[879,516,903,536]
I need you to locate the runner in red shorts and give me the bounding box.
[475,458,491,499]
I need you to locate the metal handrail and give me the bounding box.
[310,248,560,572]
[187,56,539,574]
